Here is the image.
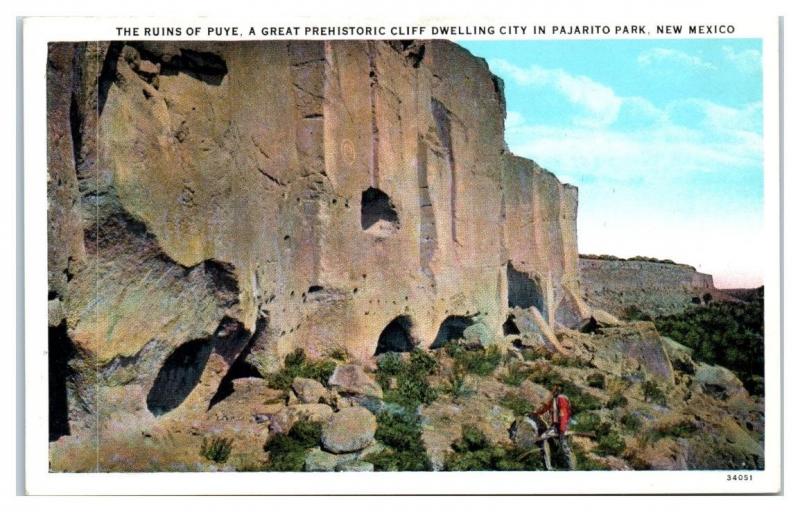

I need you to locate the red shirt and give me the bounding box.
[555,394,571,434]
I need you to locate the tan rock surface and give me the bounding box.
[47,40,592,445]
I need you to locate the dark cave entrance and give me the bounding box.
[49,321,75,441]
[361,187,399,233]
[375,315,415,355]
[146,337,214,416]
[503,314,521,336]
[507,262,545,314]
[431,315,477,349]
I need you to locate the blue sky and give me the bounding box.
[460,39,764,288]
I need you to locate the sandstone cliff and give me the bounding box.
[579,256,716,318]
[47,40,590,441]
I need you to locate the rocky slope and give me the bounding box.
[49,323,764,472]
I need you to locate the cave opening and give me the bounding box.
[361,187,399,234]
[431,315,477,349]
[375,315,415,355]
[146,337,214,416]
[503,314,521,336]
[507,262,545,314]
[49,321,76,441]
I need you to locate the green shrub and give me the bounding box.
[328,347,349,361]
[586,373,606,389]
[562,383,603,415]
[595,429,626,457]
[263,420,322,471]
[443,424,544,471]
[500,392,534,417]
[265,349,337,391]
[441,368,474,399]
[200,436,233,463]
[377,349,439,409]
[572,412,624,458]
[620,412,643,433]
[571,412,605,436]
[642,380,668,406]
[573,443,606,470]
[365,411,430,471]
[606,393,628,409]
[444,341,502,376]
[654,419,698,439]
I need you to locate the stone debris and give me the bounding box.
[321,406,377,454]
[328,364,384,399]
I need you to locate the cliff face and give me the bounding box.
[47,40,588,436]
[579,257,715,318]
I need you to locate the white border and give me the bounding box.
[23,15,782,495]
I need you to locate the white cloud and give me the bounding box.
[722,46,762,73]
[504,99,762,182]
[505,110,525,129]
[637,48,716,71]
[490,59,622,127]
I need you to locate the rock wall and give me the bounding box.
[579,257,715,318]
[47,40,589,434]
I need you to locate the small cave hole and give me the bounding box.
[431,315,477,349]
[360,187,400,235]
[307,285,324,294]
[503,315,521,336]
[375,315,415,355]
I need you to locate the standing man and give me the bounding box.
[534,384,576,470]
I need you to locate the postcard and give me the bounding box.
[22,14,782,494]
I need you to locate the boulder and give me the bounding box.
[336,460,374,472]
[693,363,747,400]
[661,337,697,375]
[304,447,339,472]
[290,403,334,423]
[463,322,492,347]
[328,364,383,398]
[269,403,333,434]
[48,299,65,327]
[510,416,541,451]
[292,377,328,404]
[356,441,386,460]
[321,406,377,454]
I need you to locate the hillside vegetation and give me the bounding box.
[655,287,764,395]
